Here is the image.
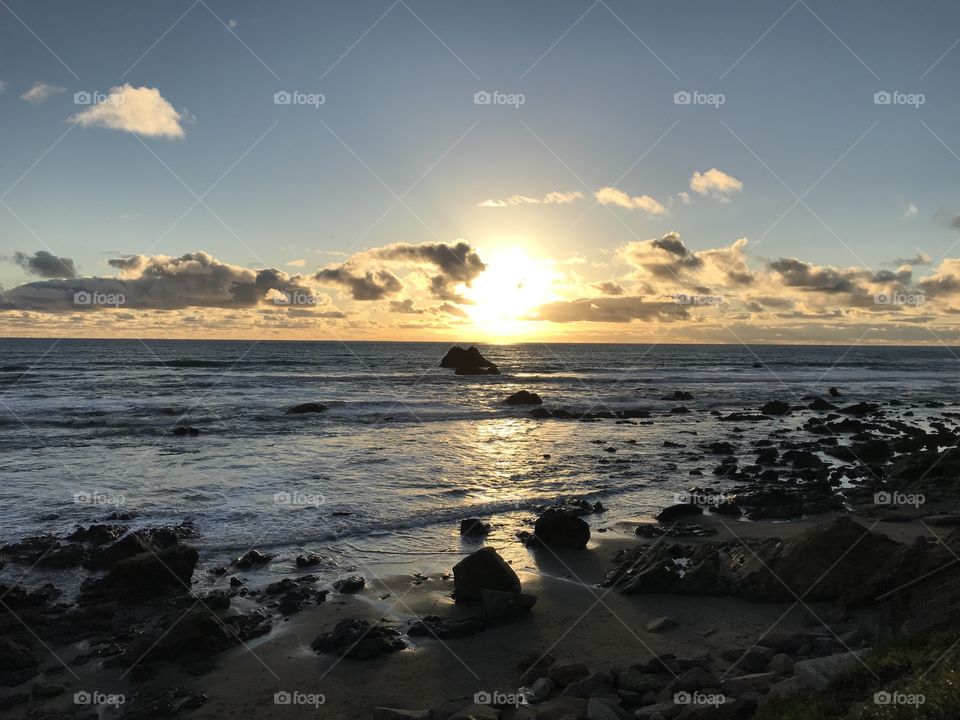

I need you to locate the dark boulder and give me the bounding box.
[452,547,521,601]
[440,346,499,375]
[656,504,704,523]
[333,576,365,593]
[482,589,538,620]
[840,402,880,416]
[533,510,590,550]
[67,524,129,546]
[809,397,838,411]
[666,391,694,401]
[312,619,405,659]
[760,400,791,416]
[86,531,162,570]
[171,426,200,436]
[460,518,492,537]
[232,549,273,569]
[286,403,327,414]
[504,390,542,406]
[829,386,842,397]
[82,544,199,603]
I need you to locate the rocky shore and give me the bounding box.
[3,372,960,718]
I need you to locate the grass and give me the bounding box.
[754,629,960,719]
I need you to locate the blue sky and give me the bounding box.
[2,1,960,341]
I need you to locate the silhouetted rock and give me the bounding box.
[666,391,694,401]
[829,386,842,397]
[452,547,521,601]
[82,544,199,603]
[460,518,492,537]
[287,403,327,414]
[171,426,200,436]
[533,510,590,550]
[760,400,791,416]
[312,619,405,659]
[439,346,499,375]
[656,503,704,523]
[333,576,365,593]
[67,524,128,546]
[504,390,542,406]
[232,549,272,569]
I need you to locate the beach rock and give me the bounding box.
[809,397,837,411]
[504,390,543,406]
[460,518,492,537]
[721,673,774,696]
[634,701,680,719]
[171,425,200,436]
[532,677,555,699]
[646,616,678,633]
[482,589,537,620]
[829,386,841,397]
[296,553,326,568]
[372,708,432,720]
[562,671,614,698]
[125,608,271,665]
[587,697,621,720]
[119,687,209,719]
[453,547,521,601]
[440,346,499,375]
[232,549,272,569]
[767,654,794,675]
[549,663,590,686]
[534,510,590,550]
[667,391,694,401]
[0,637,39,681]
[287,402,327,414]
[755,448,778,465]
[760,400,791,416]
[67,523,128,545]
[87,531,161,569]
[793,650,868,690]
[656,504,703,523]
[333,576,365,593]
[840,402,879,416]
[82,544,199,602]
[0,535,60,565]
[312,619,405,660]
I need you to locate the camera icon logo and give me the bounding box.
[474,691,492,704]
[674,91,692,105]
[874,691,891,705]
[874,491,892,505]
[274,91,292,105]
[273,691,292,705]
[473,91,492,105]
[873,292,890,305]
[74,691,91,705]
[74,290,92,305]
[874,91,892,105]
[674,691,692,705]
[74,91,92,105]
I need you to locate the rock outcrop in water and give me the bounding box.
[439,346,500,375]
[504,390,542,405]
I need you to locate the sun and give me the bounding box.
[464,245,559,338]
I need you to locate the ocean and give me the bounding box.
[1,339,957,588]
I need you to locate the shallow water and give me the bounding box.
[1,339,957,588]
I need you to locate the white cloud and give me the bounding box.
[477,190,583,207]
[287,259,307,268]
[594,187,666,216]
[227,18,239,29]
[690,168,743,200]
[69,84,186,139]
[0,81,7,93]
[677,191,691,205]
[902,202,919,219]
[21,82,66,103]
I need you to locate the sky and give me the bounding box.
[2,0,960,344]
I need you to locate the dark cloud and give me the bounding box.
[768,258,861,294]
[369,241,485,300]
[592,281,625,296]
[891,253,932,266]
[430,302,469,318]
[314,266,402,301]
[11,250,76,278]
[0,251,324,312]
[389,299,423,314]
[534,296,689,323]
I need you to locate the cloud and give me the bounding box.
[902,202,919,219]
[286,259,306,268]
[592,280,625,296]
[534,296,689,323]
[69,85,186,139]
[315,266,402,301]
[227,18,239,29]
[891,252,931,266]
[430,302,469,318]
[767,258,861,294]
[690,168,743,200]
[677,191,691,205]
[619,232,754,289]
[595,187,666,216]
[389,299,423,314]
[10,250,77,278]
[0,81,7,93]
[478,190,583,207]
[367,240,486,301]
[21,82,65,103]
[0,251,324,312]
